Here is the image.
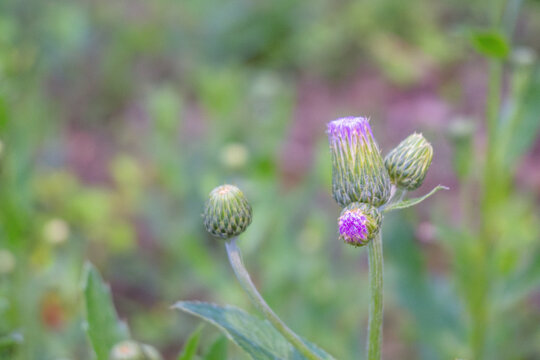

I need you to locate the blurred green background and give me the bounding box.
[1,0,540,359]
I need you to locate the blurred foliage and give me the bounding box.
[0,0,539,359]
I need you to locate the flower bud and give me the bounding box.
[338,202,382,247]
[385,133,433,191]
[203,184,252,239]
[110,340,163,360]
[327,117,391,207]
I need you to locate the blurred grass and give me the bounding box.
[0,0,539,359]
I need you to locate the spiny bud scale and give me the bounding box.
[203,184,252,239]
[385,133,433,190]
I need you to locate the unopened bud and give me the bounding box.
[203,185,252,239]
[327,117,391,207]
[110,340,163,360]
[385,133,433,190]
[338,202,382,247]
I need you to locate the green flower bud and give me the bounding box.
[110,340,163,360]
[385,133,433,191]
[338,202,382,247]
[327,117,391,207]
[203,184,253,239]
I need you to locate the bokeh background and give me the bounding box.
[1,0,540,359]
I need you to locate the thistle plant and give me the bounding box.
[78,115,447,360]
[202,184,325,360]
[169,116,447,360]
[327,117,445,360]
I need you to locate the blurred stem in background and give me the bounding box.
[474,0,523,358]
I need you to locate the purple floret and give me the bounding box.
[339,210,368,243]
[327,117,373,142]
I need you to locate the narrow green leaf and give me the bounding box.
[178,325,204,360]
[383,185,449,212]
[470,30,510,59]
[83,262,130,360]
[204,336,228,360]
[174,301,334,360]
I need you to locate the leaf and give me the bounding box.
[470,30,510,59]
[83,262,130,360]
[204,336,228,360]
[383,185,449,212]
[178,325,204,360]
[173,301,334,360]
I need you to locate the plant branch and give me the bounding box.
[225,238,325,360]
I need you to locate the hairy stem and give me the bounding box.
[367,232,384,360]
[225,238,324,360]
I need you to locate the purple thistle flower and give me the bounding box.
[327,117,391,208]
[338,202,382,247]
[339,211,369,243]
[327,117,374,147]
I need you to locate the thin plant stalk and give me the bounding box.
[474,1,523,358]
[225,238,324,360]
[366,231,384,360]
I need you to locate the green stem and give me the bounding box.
[473,58,501,360]
[474,4,507,356]
[474,1,520,356]
[225,239,324,360]
[367,232,384,360]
